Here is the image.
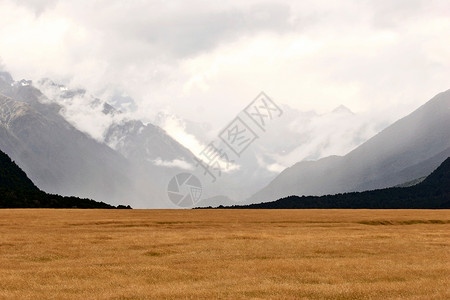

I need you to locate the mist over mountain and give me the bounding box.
[5,69,385,206]
[0,148,116,208]
[0,89,134,205]
[1,66,449,208]
[0,71,178,208]
[228,157,450,209]
[156,103,386,170]
[1,71,230,208]
[105,120,194,168]
[154,102,387,204]
[248,90,450,204]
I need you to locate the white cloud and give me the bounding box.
[1,0,450,160]
[156,113,206,155]
[35,79,128,141]
[248,104,388,173]
[152,158,194,170]
[156,113,241,173]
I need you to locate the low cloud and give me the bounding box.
[36,79,128,141]
[251,104,389,172]
[152,158,194,170]
[156,113,241,173]
[1,0,449,165]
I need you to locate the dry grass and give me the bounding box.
[0,209,448,299]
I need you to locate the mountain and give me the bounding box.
[0,146,38,192]
[0,73,165,207]
[247,90,450,204]
[154,103,385,204]
[105,119,194,171]
[0,149,116,208]
[37,78,195,169]
[225,157,450,209]
[0,71,202,207]
[0,92,137,204]
[38,78,199,206]
[104,119,198,201]
[394,177,426,188]
[4,67,447,208]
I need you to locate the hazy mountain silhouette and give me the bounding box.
[225,157,450,209]
[2,68,449,208]
[0,149,117,208]
[0,73,170,207]
[248,90,450,204]
[0,72,208,207]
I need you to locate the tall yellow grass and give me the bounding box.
[0,209,448,299]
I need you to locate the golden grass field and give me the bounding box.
[0,209,448,299]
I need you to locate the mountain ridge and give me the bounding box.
[247,89,450,204]
[223,157,450,209]
[0,71,199,207]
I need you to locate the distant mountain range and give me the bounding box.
[0,71,193,208]
[225,157,450,209]
[0,149,120,208]
[156,101,386,204]
[247,89,450,204]
[2,70,383,207]
[1,68,449,208]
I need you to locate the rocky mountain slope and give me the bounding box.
[0,72,171,207]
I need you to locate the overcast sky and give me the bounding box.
[1,0,449,128]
